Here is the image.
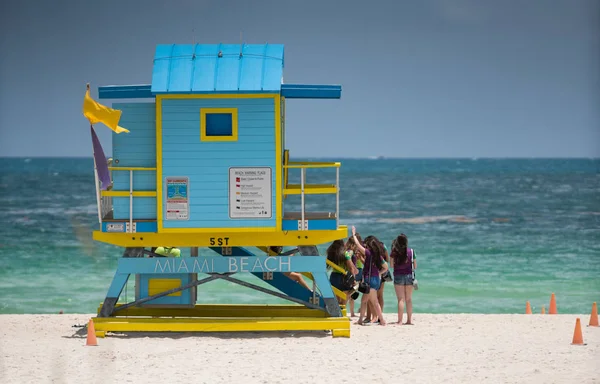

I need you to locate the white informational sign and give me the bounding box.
[229,167,272,219]
[165,176,189,220]
[106,223,125,232]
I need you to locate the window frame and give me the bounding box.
[200,107,239,142]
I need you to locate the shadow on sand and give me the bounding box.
[63,324,332,340]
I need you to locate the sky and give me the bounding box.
[0,0,598,158]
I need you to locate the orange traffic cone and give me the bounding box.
[541,305,545,314]
[86,319,98,346]
[549,293,557,314]
[526,301,532,314]
[589,302,599,327]
[572,318,585,345]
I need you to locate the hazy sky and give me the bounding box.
[0,0,598,158]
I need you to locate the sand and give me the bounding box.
[0,313,598,384]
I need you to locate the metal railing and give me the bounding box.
[93,160,157,232]
[283,161,341,230]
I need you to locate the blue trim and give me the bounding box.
[98,85,153,99]
[282,219,337,231]
[106,273,130,298]
[98,84,341,98]
[280,84,342,99]
[151,90,277,95]
[98,85,280,98]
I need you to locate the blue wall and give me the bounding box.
[111,102,157,220]
[161,97,276,229]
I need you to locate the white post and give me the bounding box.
[336,167,339,229]
[300,168,305,230]
[129,170,133,233]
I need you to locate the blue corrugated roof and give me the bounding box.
[151,44,284,94]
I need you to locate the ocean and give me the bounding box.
[0,157,598,315]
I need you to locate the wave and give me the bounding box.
[4,204,98,216]
[377,215,478,224]
[346,209,411,216]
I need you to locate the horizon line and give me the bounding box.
[0,155,598,160]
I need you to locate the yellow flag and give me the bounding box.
[82,86,129,133]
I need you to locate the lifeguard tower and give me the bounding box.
[90,43,350,337]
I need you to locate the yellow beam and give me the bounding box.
[257,246,274,255]
[285,162,340,168]
[156,96,163,232]
[92,316,350,335]
[275,95,282,231]
[100,191,157,197]
[331,285,347,301]
[325,259,346,274]
[97,304,330,318]
[92,226,348,247]
[108,167,157,171]
[284,184,337,195]
[332,329,350,338]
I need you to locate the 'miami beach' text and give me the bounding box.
[153,256,292,274]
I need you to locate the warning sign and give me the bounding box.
[165,176,189,220]
[229,167,272,219]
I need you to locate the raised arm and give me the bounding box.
[351,226,366,254]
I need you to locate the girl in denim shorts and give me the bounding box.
[350,226,388,326]
[390,234,417,325]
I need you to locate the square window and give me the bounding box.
[200,108,238,141]
[205,113,232,136]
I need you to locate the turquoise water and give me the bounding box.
[0,157,598,314]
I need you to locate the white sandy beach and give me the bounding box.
[0,313,598,384]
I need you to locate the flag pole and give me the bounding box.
[87,83,103,225]
[91,125,103,225]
